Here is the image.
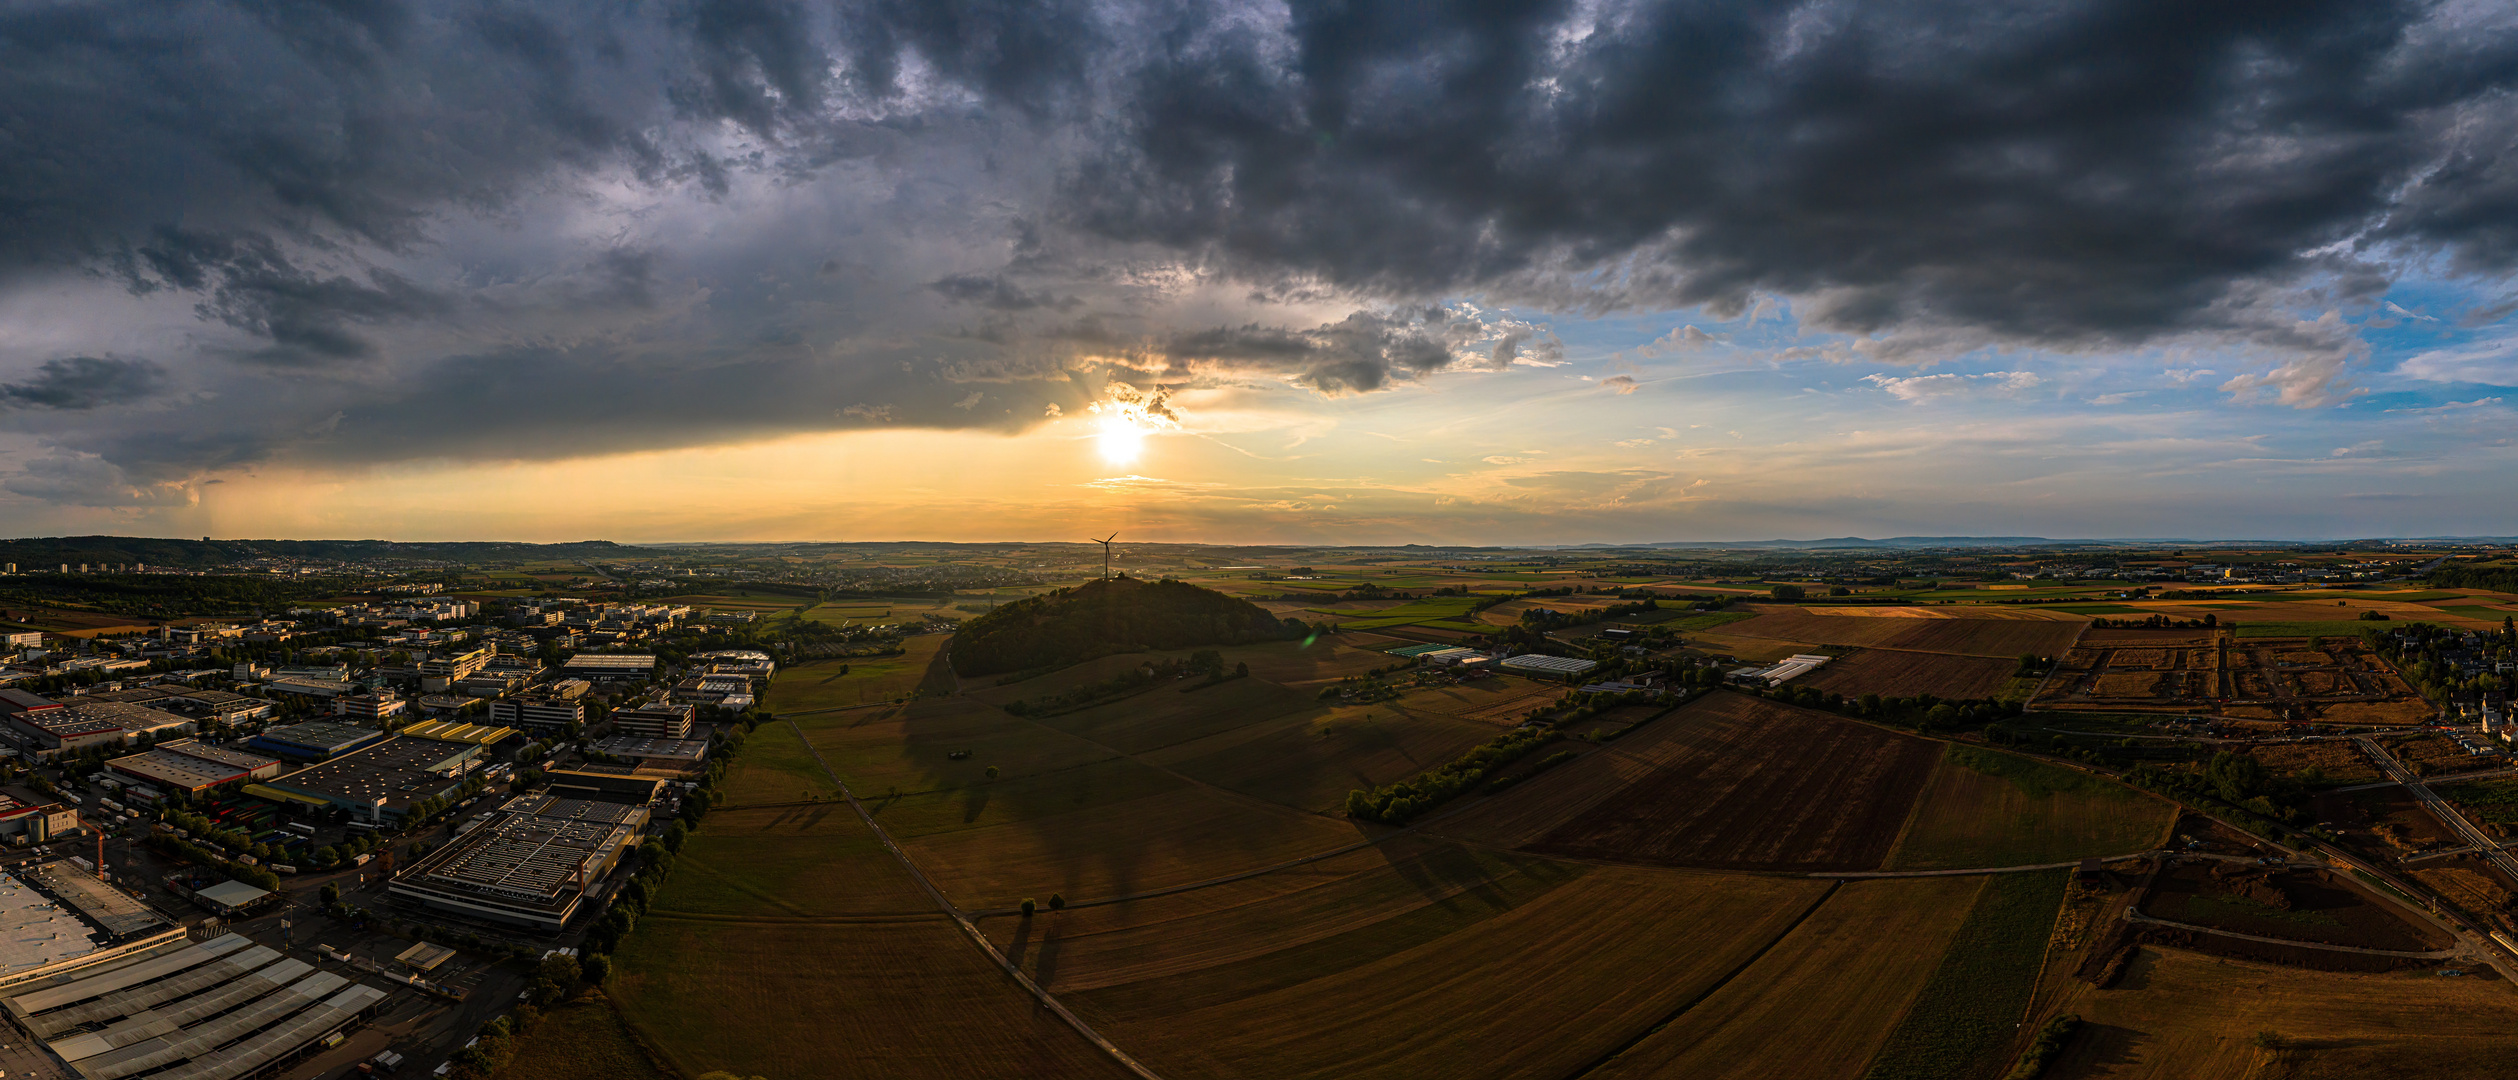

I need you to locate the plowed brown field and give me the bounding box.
[1796,649,2018,699]
[1520,693,1945,872]
[1722,608,2085,657]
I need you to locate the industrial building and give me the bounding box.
[159,690,275,724]
[559,653,657,682]
[242,721,387,763]
[418,646,495,692]
[106,741,282,796]
[1499,654,1601,679]
[396,719,516,749]
[545,768,670,805]
[245,737,478,825]
[607,701,694,739]
[11,702,192,754]
[330,690,404,723]
[488,695,584,735]
[261,677,355,700]
[0,790,83,842]
[592,735,709,773]
[1738,654,1835,686]
[0,863,183,986]
[387,795,650,931]
[0,931,388,1080]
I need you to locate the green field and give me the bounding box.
[767,636,951,710]
[2438,779,2518,825]
[716,720,843,805]
[1885,746,2173,870]
[2233,619,2442,638]
[1859,870,2067,1080]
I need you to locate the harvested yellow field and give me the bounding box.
[2043,949,2518,1079]
[1589,877,1983,1080]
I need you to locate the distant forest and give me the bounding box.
[0,536,646,569]
[950,577,1290,676]
[2430,565,2518,593]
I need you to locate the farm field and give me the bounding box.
[1150,703,1502,812]
[2139,863,2447,952]
[1861,870,2066,1080]
[2251,740,2383,785]
[2039,949,2518,1079]
[1046,863,1832,1080]
[611,916,1137,1080]
[1589,876,1984,1080]
[768,635,952,710]
[1722,607,2087,658]
[1020,675,1323,755]
[894,784,1364,909]
[655,802,939,917]
[1798,649,2023,699]
[790,696,1123,798]
[1883,746,2175,870]
[715,720,843,805]
[1484,693,1946,872]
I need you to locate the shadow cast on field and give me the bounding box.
[2063,1023,2154,1073]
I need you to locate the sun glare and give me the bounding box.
[1096,411,1149,464]
[1087,387,1178,466]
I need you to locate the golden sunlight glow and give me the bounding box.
[1087,385,1180,466]
[1096,410,1149,464]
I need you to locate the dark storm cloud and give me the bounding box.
[122,227,452,362]
[9,0,2518,501]
[1072,0,2518,343]
[0,357,166,410]
[928,273,1078,311]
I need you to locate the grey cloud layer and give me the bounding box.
[4,0,2518,502]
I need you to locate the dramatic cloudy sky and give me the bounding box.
[7,0,2518,543]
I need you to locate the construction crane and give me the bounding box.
[1089,533,1117,580]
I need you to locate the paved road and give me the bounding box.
[781,716,1168,1080]
[2355,736,2518,887]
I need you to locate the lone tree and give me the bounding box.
[1020,898,1037,916]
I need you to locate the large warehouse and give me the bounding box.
[0,931,388,1080]
[242,721,387,763]
[388,794,648,931]
[246,737,478,824]
[106,741,282,796]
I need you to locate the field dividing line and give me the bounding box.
[1559,880,1843,1080]
[2123,911,2460,958]
[780,717,1171,1080]
[1821,853,2154,879]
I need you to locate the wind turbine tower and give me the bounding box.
[1090,533,1117,580]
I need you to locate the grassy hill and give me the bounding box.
[949,576,1289,676]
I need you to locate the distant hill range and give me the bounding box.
[951,576,1289,677]
[0,535,644,570]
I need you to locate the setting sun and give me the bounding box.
[1096,410,1149,464]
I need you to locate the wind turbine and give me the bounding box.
[1089,533,1117,580]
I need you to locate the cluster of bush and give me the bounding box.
[2088,613,2218,629]
[146,835,279,891]
[445,953,612,1078]
[1345,727,1561,824]
[1519,597,1660,630]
